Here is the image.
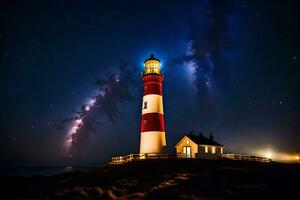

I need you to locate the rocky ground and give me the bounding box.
[1,159,299,199]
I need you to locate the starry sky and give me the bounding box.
[0,0,299,166]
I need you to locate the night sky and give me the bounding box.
[0,0,299,166]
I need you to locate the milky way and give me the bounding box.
[64,63,137,158]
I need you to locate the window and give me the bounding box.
[186,140,190,144]
[143,101,147,109]
[205,146,208,153]
[183,147,186,154]
[143,120,147,125]
[221,147,223,154]
[212,147,216,154]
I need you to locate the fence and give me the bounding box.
[111,153,271,164]
[111,154,142,163]
[222,153,271,162]
[111,153,192,164]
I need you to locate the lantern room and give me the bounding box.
[143,54,161,75]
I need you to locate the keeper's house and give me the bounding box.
[175,132,224,159]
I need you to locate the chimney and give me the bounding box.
[189,130,194,135]
[209,132,214,141]
[198,132,203,137]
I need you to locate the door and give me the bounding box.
[186,146,191,158]
[183,146,191,158]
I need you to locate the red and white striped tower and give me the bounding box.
[140,54,166,154]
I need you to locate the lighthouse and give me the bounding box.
[140,54,166,154]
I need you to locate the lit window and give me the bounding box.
[205,146,208,153]
[212,147,216,154]
[186,140,190,144]
[143,101,147,109]
[221,147,223,154]
[143,120,147,125]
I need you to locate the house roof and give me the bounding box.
[177,134,223,147]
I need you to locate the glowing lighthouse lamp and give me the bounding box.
[140,54,166,156]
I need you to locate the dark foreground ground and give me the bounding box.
[1,159,299,199]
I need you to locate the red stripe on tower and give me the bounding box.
[142,75,163,96]
[141,113,165,132]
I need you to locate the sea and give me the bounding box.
[0,166,95,177]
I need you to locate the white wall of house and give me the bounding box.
[196,145,223,160]
[175,136,198,158]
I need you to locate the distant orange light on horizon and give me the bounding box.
[254,148,299,163]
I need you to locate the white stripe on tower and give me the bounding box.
[140,131,166,154]
[142,94,164,115]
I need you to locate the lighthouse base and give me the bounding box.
[139,131,166,154]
